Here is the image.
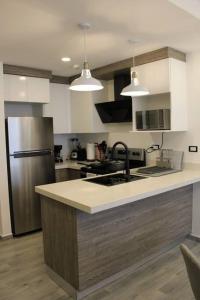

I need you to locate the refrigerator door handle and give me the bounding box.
[12,149,53,158]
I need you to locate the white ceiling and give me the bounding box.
[1,0,200,76]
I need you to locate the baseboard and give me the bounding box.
[188,234,200,243]
[0,233,13,240]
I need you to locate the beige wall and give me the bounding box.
[0,63,12,237]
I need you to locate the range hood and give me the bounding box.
[95,73,132,123]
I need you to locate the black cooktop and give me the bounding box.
[81,160,125,175]
[85,173,146,186]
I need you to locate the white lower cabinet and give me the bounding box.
[4,74,50,103]
[43,83,71,134]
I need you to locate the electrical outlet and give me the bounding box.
[152,145,160,150]
[189,146,198,152]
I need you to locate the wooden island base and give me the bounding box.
[41,185,192,300]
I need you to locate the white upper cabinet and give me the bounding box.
[70,91,93,133]
[4,74,50,103]
[26,77,50,103]
[43,83,71,134]
[70,85,107,133]
[135,59,170,95]
[4,74,27,102]
[132,58,188,132]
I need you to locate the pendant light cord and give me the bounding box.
[83,28,87,64]
[129,40,136,80]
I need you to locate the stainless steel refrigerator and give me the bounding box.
[6,117,55,236]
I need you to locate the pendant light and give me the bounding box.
[69,23,104,92]
[120,40,149,97]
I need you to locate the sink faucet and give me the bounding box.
[111,141,130,181]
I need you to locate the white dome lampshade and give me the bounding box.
[69,62,103,92]
[69,23,104,92]
[120,71,149,97]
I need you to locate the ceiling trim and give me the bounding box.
[134,47,186,66]
[69,47,186,82]
[3,47,186,83]
[69,57,134,82]
[3,64,52,79]
[50,75,70,84]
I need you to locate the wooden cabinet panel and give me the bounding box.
[41,185,192,296]
[55,168,81,182]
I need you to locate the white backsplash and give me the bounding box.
[54,134,77,161]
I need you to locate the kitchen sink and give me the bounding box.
[85,173,146,186]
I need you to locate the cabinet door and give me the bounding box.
[134,59,170,95]
[70,91,93,133]
[70,88,106,133]
[67,169,81,180]
[43,83,71,134]
[27,77,50,103]
[55,169,70,182]
[4,74,28,102]
[55,168,81,182]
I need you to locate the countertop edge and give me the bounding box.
[35,186,92,213]
[35,176,200,214]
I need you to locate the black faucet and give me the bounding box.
[111,141,130,181]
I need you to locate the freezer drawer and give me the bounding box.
[8,154,55,235]
[7,117,54,153]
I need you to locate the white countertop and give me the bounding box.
[36,164,200,214]
[55,160,84,170]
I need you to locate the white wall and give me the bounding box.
[159,52,200,163]
[0,63,12,237]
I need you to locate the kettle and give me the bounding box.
[86,143,95,161]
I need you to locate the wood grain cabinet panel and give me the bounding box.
[41,185,193,298]
[55,168,81,182]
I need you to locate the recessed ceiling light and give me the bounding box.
[61,57,71,62]
[19,76,26,81]
[73,64,80,69]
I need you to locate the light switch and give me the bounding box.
[189,146,198,152]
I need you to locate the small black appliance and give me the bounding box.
[54,145,63,163]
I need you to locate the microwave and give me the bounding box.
[136,109,170,130]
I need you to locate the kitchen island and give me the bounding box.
[36,165,200,300]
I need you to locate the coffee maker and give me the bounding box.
[54,145,63,163]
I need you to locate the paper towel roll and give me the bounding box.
[87,143,95,160]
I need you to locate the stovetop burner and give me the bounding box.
[81,148,146,175]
